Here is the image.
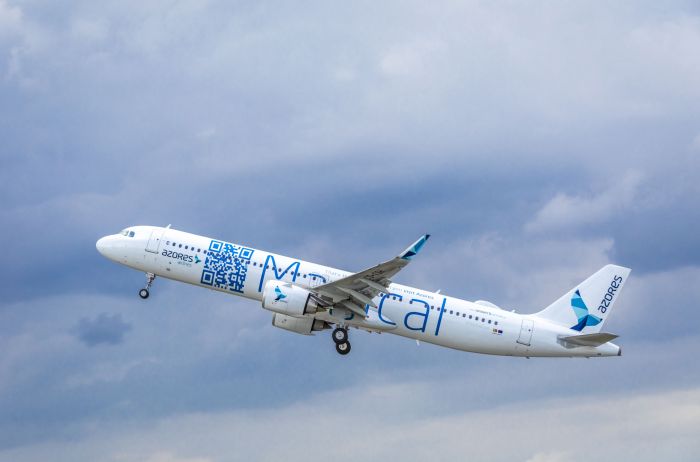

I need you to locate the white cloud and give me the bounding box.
[625,16,700,106]
[69,17,110,43]
[331,67,356,82]
[2,384,699,462]
[692,133,700,151]
[140,452,212,462]
[525,452,575,462]
[63,358,159,388]
[525,171,643,233]
[379,38,446,77]
[0,0,21,40]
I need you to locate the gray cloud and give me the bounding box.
[1,0,699,460]
[72,313,132,347]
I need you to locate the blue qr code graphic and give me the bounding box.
[201,240,255,293]
[201,269,215,285]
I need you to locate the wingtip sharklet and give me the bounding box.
[399,234,431,260]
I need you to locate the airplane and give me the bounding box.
[96,225,630,357]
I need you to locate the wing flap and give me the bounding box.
[336,286,377,308]
[338,300,368,318]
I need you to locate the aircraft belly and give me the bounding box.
[440,325,517,355]
[319,308,398,332]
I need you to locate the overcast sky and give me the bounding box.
[1,1,700,461]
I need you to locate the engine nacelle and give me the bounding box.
[261,281,322,317]
[271,313,330,335]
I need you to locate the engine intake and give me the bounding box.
[261,281,322,317]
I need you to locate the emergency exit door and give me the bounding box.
[517,319,534,346]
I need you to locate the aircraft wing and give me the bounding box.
[313,234,430,317]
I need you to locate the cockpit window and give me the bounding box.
[129,231,135,237]
[120,229,129,236]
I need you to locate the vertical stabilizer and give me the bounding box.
[534,265,631,333]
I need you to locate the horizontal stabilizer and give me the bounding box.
[558,332,619,348]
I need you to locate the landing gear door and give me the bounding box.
[145,228,165,254]
[516,319,534,346]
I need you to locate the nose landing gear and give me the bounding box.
[332,327,351,355]
[139,272,156,299]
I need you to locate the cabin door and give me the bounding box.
[145,229,165,254]
[516,319,534,346]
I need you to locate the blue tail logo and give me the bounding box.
[570,289,602,331]
[274,286,287,302]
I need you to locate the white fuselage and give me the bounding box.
[96,226,621,358]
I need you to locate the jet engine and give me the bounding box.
[261,281,323,317]
[271,313,330,335]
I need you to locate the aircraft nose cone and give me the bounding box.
[96,236,107,255]
[96,235,126,263]
[96,236,114,258]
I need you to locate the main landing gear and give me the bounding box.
[139,272,156,299]
[332,327,351,355]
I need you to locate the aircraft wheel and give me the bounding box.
[332,327,348,344]
[335,341,351,355]
[139,288,150,299]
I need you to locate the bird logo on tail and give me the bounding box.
[570,289,602,331]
